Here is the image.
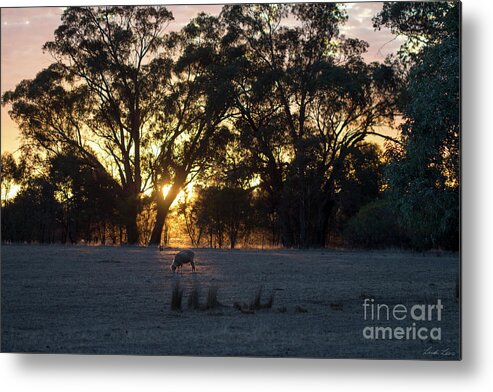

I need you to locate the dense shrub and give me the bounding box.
[343,200,408,249]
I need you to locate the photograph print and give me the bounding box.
[1,1,461,359]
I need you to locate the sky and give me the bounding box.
[0,2,403,155]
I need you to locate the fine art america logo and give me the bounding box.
[362,298,443,341]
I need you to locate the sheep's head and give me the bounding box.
[171,264,177,272]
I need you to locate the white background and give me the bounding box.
[0,0,491,391]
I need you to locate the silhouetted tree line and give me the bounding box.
[1,2,460,250]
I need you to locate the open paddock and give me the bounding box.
[1,245,460,358]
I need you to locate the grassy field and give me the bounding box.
[1,245,460,359]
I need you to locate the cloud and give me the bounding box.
[342,2,404,62]
[168,5,222,29]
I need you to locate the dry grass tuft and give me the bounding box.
[233,302,255,314]
[170,281,184,311]
[252,286,273,309]
[296,305,308,313]
[206,286,219,309]
[253,286,262,309]
[188,286,200,310]
[233,286,274,314]
[262,293,274,309]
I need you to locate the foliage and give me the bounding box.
[343,199,408,249]
[195,186,253,248]
[220,3,401,247]
[147,12,235,245]
[334,144,385,231]
[1,4,459,250]
[375,1,460,250]
[373,1,460,61]
[1,153,22,205]
[1,177,60,243]
[3,6,176,243]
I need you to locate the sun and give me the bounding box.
[1,183,21,204]
[162,182,195,207]
[162,184,173,199]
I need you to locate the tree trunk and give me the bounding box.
[311,198,335,248]
[125,198,139,245]
[306,181,336,247]
[280,207,296,248]
[148,180,183,246]
[149,197,166,246]
[229,230,237,249]
[299,191,307,248]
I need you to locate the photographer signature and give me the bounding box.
[423,346,456,357]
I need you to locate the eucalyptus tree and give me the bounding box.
[44,6,176,244]
[221,3,400,247]
[147,13,235,245]
[374,2,460,249]
[3,6,174,244]
[3,7,238,246]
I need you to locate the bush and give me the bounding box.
[343,199,408,249]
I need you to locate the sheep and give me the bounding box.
[171,249,196,272]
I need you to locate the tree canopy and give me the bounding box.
[375,1,460,250]
[2,3,460,250]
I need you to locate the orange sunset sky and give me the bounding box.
[1,2,403,156]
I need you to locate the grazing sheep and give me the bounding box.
[171,249,196,272]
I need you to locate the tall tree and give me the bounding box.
[374,2,460,249]
[147,13,234,245]
[221,3,399,247]
[40,6,173,244]
[3,8,238,246]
